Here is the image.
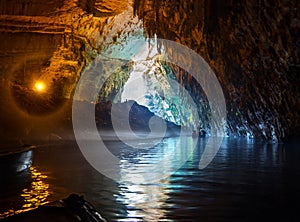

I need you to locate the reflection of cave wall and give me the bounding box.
[134,0,300,141]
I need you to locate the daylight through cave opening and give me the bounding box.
[97,40,201,131]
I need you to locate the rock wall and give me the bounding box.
[0,0,135,145]
[0,0,64,16]
[79,0,129,16]
[134,0,300,141]
[0,0,298,143]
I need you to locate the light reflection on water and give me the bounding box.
[115,136,196,221]
[117,182,170,221]
[19,167,50,210]
[1,137,299,221]
[0,166,50,218]
[116,137,197,184]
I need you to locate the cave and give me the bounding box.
[0,0,299,221]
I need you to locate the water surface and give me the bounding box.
[1,137,299,221]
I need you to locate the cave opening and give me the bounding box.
[92,34,209,136]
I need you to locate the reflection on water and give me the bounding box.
[115,137,197,183]
[0,166,49,218]
[115,137,196,221]
[117,182,171,221]
[1,138,300,221]
[116,138,204,221]
[19,167,50,211]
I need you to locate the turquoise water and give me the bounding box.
[1,137,299,221]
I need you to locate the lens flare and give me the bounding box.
[34,81,45,92]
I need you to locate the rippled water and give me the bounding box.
[1,137,300,221]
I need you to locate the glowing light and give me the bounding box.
[34,81,46,92]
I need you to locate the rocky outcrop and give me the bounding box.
[134,0,300,141]
[94,100,181,135]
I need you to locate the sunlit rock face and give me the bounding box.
[134,0,300,141]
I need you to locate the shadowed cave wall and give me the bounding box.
[134,0,299,141]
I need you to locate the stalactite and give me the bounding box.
[133,0,299,141]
